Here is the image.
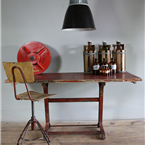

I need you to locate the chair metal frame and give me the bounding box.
[11,66,50,145]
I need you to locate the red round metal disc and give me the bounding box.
[17,41,51,75]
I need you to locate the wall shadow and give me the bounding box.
[44,45,61,73]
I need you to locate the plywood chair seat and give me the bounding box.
[17,91,56,101]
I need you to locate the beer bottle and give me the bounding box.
[93,58,100,75]
[88,41,92,52]
[98,45,102,64]
[102,41,108,51]
[121,44,124,50]
[116,41,121,50]
[107,45,111,63]
[87,41,92,72]
[101,41,108,62]
[116,41,121,72]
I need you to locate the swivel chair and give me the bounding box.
[3,62,56,145]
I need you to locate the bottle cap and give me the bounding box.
[116,41,121,45]
[108,45,111,50]
[111,58,114,61]
[103,58,107,61]
[102,41,107,45]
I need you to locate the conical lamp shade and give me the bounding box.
[62,0,96,31]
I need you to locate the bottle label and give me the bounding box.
[103,70,110,74]
[93,64,100,70]
[111,64,116,70]
[101,64,108,67]
[106,70,110,74]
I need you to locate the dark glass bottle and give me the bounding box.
[109,58,116,75]
[101,58,108,67]
[103,66,110,76]
[101,41,108,63]
[116,41,121,50]
[93,59,100,75]
[87,41,92,72]
[88,41,92,51]
[116,41,121,72]
[108,45,111,50]
[121,44,124,50]
[98,45,102,64]
[100,65,104,75]
[100,58,108,75]
[98,41,108,64]
[102,41,108,51]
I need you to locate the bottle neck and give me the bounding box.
[88,44,92,51]
[102,45,107,50]
[94,59,98,62]
[111,58,115,62]
[121,44,124,50]
[117,44,121,50]
[116,41,121,50]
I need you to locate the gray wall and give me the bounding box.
[1,0,144,122]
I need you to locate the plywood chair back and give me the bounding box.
[3,62,34,83]
[3,62,56,102]
[3,62,35,101]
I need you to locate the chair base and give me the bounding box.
[17,117,50,145]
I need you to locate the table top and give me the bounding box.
[33,72,142,83]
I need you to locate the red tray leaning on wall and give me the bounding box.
[17,41,51,75]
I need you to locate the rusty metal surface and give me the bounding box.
[48,98,99,102]
[17,41,51,75]
[50,124,98,127]
[42,83,50,132]
[41,82,107,139]
[34,72,142,83]
[98,83,106,127]
[17,117,50,144]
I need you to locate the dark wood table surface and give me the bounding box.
[34,72,142,83]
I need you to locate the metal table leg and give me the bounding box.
[98,82,106,140]
[42,82,106,140]
[42,83,50,132]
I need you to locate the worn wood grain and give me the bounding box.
[3,62,34,83]
[1,120,144,145]
[5,72,142,84]
[33,72,142,83]
[17,91,56,101]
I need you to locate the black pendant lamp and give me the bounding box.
[62,0,96,31]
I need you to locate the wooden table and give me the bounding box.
[32,72,142,139]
